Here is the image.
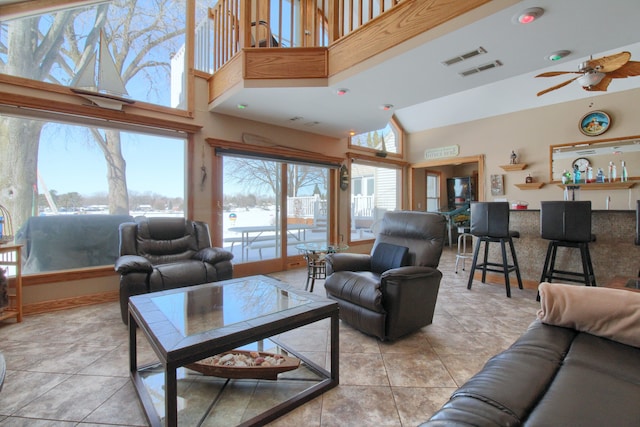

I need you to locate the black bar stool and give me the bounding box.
[539,201,596,295]
[467,202,523,297]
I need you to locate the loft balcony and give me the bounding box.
[205,0,493,138]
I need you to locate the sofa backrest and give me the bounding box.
[119,216,212,265]
[372,211,446,268]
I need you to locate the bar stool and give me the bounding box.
[539,201,596,297]
[455,226,473,273]
[467,202,523,297]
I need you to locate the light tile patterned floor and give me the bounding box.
[0,248,540,426]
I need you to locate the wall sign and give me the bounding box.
[424,145,459,160]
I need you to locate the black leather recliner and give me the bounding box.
[324,211,446,341]
[115,217,233,323]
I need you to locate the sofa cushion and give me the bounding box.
[370,242,409,275]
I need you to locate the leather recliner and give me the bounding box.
[115,216,233,324]
[324,211,446,341]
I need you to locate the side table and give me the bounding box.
[296,242,348,292]
[0,244,23,323]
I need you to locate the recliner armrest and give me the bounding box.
[192,247,234,264]
[325,252,371,274]
[381,265,440,281]
[115,255,153,274]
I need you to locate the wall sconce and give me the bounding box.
[340,164,349,191]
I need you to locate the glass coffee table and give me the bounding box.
[128,275,339,426]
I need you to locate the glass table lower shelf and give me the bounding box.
[137,339,328,426]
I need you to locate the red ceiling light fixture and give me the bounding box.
[514,7,544,24]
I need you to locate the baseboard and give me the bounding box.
[23,290,119,316]
[473,271,538,290]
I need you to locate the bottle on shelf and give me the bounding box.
[596,168,605,183]
[622,161,628,182]
[573,165,581,184]
[608,161,613,182]
[587,166,594,183]
[612,164,617,182]
[525,174,533,183]
[562,169,569,184]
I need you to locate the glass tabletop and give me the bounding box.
[150,278,311,337]
[295,242,348,253]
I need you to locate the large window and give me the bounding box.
[0,0,187,109]
[2,115,186,274]
[350,162,400,242]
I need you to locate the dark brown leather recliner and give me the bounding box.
[115,217,233,324]
[324,211,446,341]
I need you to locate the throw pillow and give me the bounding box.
[537,282,640,348]
[370,242,409,275]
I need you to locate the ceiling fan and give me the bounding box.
[535,51,640,96]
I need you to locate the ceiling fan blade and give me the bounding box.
[609,60,640,78]
[583,76,612,92]
[537,76,580,96]
[535,71,578,78]
[587,51,631,73]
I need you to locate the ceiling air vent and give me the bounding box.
[441,47,487,66]
[459,60,503,77]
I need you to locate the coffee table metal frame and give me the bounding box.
[128,275,339,427]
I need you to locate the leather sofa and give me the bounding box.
[115,217,233,323]
[324,211,446,341]
[422,284,640,426]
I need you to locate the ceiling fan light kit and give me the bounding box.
[576,71,606,88]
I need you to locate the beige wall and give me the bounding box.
[407,87,640,210]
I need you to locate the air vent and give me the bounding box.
[442,47,487,66]
[459,60,502,77]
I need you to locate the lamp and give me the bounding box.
[340,165,349,191]
[577,71,606,88]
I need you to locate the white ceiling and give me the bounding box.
[210,0,640,139]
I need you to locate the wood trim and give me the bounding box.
[208,54,244,103]
[0,87,202,134]
[0,74,194,119]
[243,48,328,80]
[0,0,108,20]
[23,266,117,287]
[23,290,119,316]
[346,152,408,167]
[206,137,345,166]
[328,0,491,77]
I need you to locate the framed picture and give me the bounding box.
[579,111,611,136]
[491,174,504,196]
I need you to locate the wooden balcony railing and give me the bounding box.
[207,0,404,73]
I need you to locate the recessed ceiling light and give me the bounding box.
[514,7,544,24]
[380,104,394,111]
[336,88,349,96]
[547,50,571,61]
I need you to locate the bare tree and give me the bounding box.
[0,1,185,226]
[224,158,328,198]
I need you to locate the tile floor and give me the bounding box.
[0,248,540,426]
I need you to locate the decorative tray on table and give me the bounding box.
[186,350,300,380]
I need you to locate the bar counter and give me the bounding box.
[504,209,638,288]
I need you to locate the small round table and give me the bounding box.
[295,242,348,292]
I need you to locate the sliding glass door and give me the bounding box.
[221,155,329,264]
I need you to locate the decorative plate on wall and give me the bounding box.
[579,111,611,137]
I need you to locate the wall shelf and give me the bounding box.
[556,182,636,190]
[515,182,545,190]
[500,163,527,171]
